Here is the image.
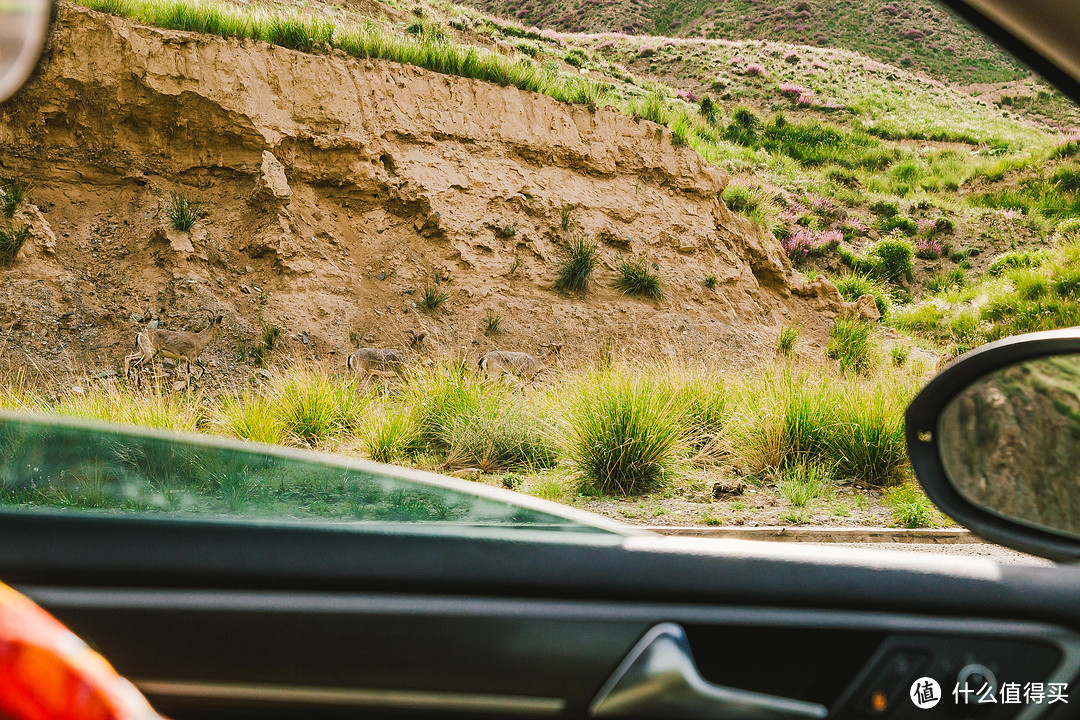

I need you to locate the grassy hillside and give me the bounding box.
[460,0,1025,85]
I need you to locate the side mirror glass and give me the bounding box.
[939,353,1080,540]
[0,0,51,104]
[907,330,1080,561]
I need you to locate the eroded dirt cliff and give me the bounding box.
[0,3,829,383]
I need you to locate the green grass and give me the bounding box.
[777,324,799,358]
[421,280,449,312]
[482,309,502,335]
[1,181,28,218]
[885,483,938,528]
[166,192,204,231]
[893,239,1080,356]
[778,461,830,508]
[0,225,29,266]
[703,274,718,290]
[80,0,612,106]
[554,234,598,293]
[832,273,892,319]
[827,318,875,375]
[613,256,664,300]
[562,371,687,495]
[364,410,421,464]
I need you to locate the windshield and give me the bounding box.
[0,0,1076,552]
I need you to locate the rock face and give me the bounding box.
[0,3,821,379]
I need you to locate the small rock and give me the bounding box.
[713,479,747,498]
[253,368,273,379]
[95,370,117,379]
[147,320,160,329]
[378,271,386,281]
[70,385,84,395]
[301,332,309,345]
[453,468,483,481]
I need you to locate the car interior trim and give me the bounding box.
[130,679,568,714]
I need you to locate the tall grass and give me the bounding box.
[1,181,28,218]
[827,318,875,375]
[0,353,919,500]
[554,234,598,293]
[0,226,29,266]
[79,0,610,105]
[561,370,687,495]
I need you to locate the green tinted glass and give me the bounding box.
[0,412,618,533]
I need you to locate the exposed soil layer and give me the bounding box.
[0,4,842,387]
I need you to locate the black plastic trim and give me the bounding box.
[932,0,1080,107]
[906,328,1080,562]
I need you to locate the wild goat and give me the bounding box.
[479,344,561,382]
[347,347,405,380]
[124,315,223,381]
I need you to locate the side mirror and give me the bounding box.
[907,329,1080,561]
[0,0,52,104]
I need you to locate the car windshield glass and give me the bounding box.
[0,413,619,533]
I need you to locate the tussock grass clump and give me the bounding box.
[212,392,284,445]
[166,192,204,231]
[613,256,663,300]
[421,280,449,312]
[263,369,372,447]
[725,368,910,487]
[400,361,554,471]
[482,309,502,336]
[562,371,687,495]
[778,461,830,507]
[442,396,556,472]
[0,225,29,266]
[554,234,597,293]
[1,180,28,218]
[827,318,875,375]
[363,410,421,464]
[703,274,718,290]
[777,324,800,358]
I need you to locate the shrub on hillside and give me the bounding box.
[869,235,914,282]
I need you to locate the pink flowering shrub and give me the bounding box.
[597,39,616,49]
[902,29,926,40]
[915,237,945,259]
[813,59,829,70]
[782,228,842,262]
[796,92,819,107]
[881,3,899,15]
[784,51,799,64]
[744,62,766,76]
[675,88,700,102]
[779,82,807,97]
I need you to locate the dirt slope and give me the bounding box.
[0,3,833,385]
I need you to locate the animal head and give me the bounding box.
[347,353,355,371]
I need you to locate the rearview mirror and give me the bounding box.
[907,329,1080,561]
[0,0,52,104]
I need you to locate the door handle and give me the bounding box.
[588,623,828,720]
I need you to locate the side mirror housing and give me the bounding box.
[907,329,1080,562]
[0,0,53,105]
